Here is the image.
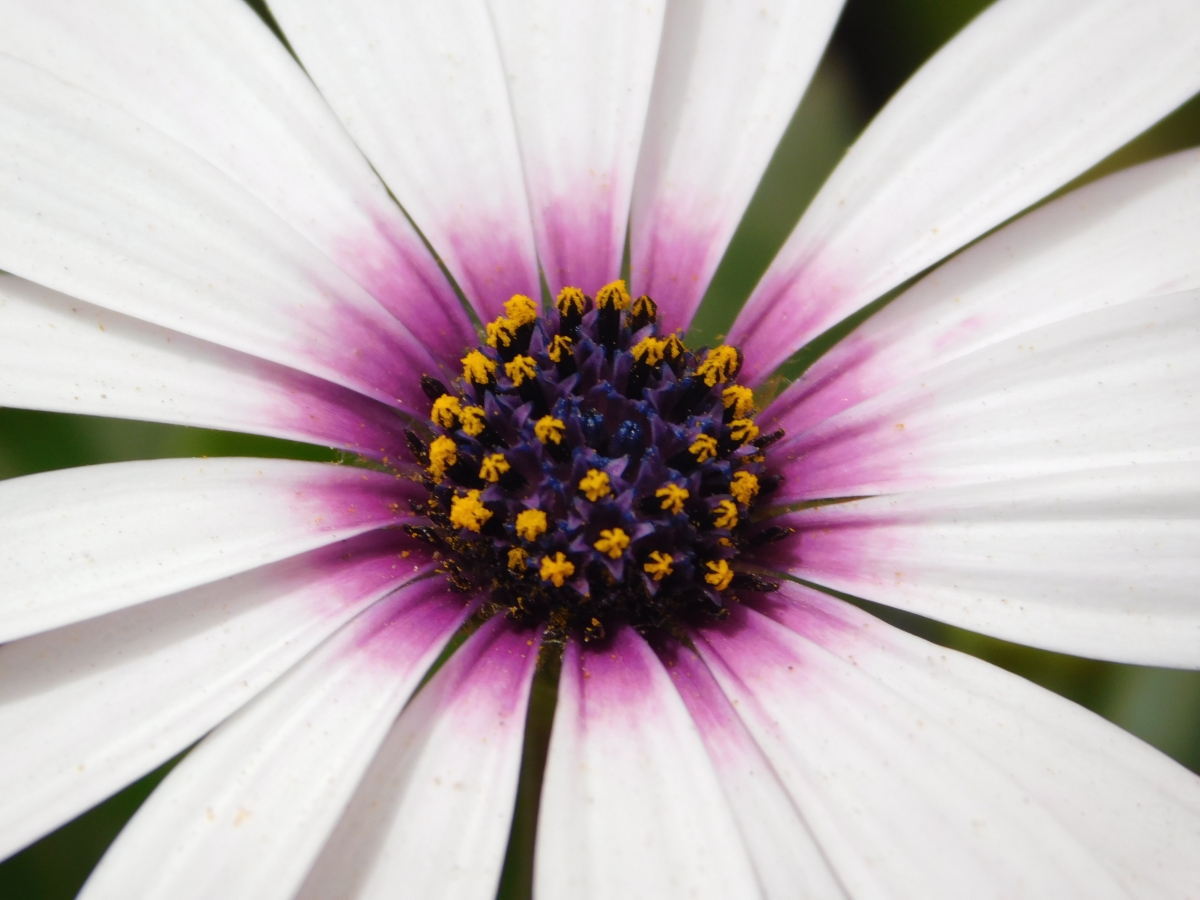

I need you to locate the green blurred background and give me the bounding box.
[3,0,1200,896]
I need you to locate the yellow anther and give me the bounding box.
[695,345,741,387]
[656,483,690,515]
[459,405,486,437]
[722,384,755,419]
[462,350,496,385]
[596,279,631,311]
[662,333,686,363]
[718,537,733,547]
[505,354,537,386]
[705,559,733,590]
[515,508,548,541]
[430,394,461,428]
[713,499,738,529]
[479,452,511,483]
[540,552,576,587]
[505,294,539,327]
[631,336,667,366]
[730,471,760,505]
[689,434,718,463]
[556,286,586,316]
[485,317,516,348]
[631,294,657,322]
[450,490,492,533]
[579,469,611,502]
[507,547,528,571]
[427,435,458,481]
[594,528,630,559]
[535,415,566,445]
[643,551,674,581]
[730,418,760,444]
[548,334,574,363]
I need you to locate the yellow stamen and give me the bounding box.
[540,552,575,587]
[718,537,733,547]
[705,559,733,590]
[450,490,491,532]
[593,528,630,559]
[713,499,738,529]
[695,345,741,387]
[729,418,759,444]
[462,350,496,385]
[556,286,586,316]
[722,384,755,419]
[631,294,656,322]
[689,434,718,463]
[505,354,537,386]
[656,483,689,515]
[485,317,516,348]
[643,551,674,581]
[730,471,760,505]
[548,334,573,363]
[662,333,686,363]
[596,279,631,311]
[430,394,461,428]
[427,435,458,481]
[505,294,539,327]
[535,415,566,445]
[631,336,667,366]
[479,453,511,482]
[459,405,486,437]
[579,469,611,502]
[507,547,528,571]
[515,508,548,541]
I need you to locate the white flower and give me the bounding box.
[1,1,1199,898]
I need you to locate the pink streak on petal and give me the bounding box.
[763,392,938,504]
[631,210,722,336]
[746,504,909,590]
[433,615,542,735]
[727,253,849,387]
[442,219,542,325]
[743,581,862,650]
[538,191,625,299]
[264,364,413,463]
[332,210,479,367]
[293,528,439,620]
[347,574,476,671]
[757,331,882,439]
[300,466,425,533]
[565,624,664,718]
[655,637,743,754]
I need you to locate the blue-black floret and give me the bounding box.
[405,283,782,643]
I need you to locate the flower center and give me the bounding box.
[406,281,783,642]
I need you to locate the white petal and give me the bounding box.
[0,457,416,640]
[0,0,476,359]
[745,583,1200,898]
[534,626,760,900]
[0,533,433,861]
[0,274,408,458]
[268,0,540,322]
[631,0,844,334]
[764,147,1200,437]
[695,604,1144,899]
[0,53,442,410]
[295,616,539,900]
[730,0,1200,383]
[487,0,667,296]
[768,290,1200,502]
[81,577,472,900]
[761,462,1200,666]
[657,640,848,900]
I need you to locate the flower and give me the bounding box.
[0,1,1199,898]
